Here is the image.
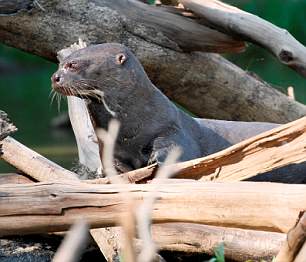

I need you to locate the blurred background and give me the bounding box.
[0,0,305,172]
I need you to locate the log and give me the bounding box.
[0,1,305,122]
[0,181,305,235]
[276,212,306,262]
[151,223,285,261]
[0,173,288,262]
[180,0,306,78]
[117,116,306,183]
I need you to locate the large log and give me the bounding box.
[0,181,305,235]
[180,0,306,78]
[151,223,285,261]
[0,0,305,122]
[0,173,289,261]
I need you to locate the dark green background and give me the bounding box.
[0,0,305,172]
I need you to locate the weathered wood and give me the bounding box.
[0,181,305,235]
[180,0,306,78]
[151,223,285,262]
[0,175,289,261]
[0,1,305,122]
[0,137,79,181]
[276,212,306,262]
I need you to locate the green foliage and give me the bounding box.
[207,243,225,262]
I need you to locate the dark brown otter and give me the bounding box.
[52,43,306,182]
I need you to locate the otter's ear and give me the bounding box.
[116,53,127,65]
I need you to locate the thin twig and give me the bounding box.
[52,219,89,262]
[137,147,181,262]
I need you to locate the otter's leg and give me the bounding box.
[148,134,201,165]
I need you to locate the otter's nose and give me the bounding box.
[51,73,62,84]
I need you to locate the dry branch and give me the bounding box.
[52,219,89,262]
[0,136,79,181]
[0,0,305,122]
[0,181,305,235]
[276,212,306,262]
[116,116,306,183]
[180,0,306,77]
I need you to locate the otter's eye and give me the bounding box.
[116,53,127,65]
[64,61,78,71]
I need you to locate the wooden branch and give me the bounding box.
[0,137,79,181]
[180,0,306,78]
[116,116,306,183]
[0,181,305,235]
[0,1,305,122]
[276,212,306,262]
[151,223,285,262]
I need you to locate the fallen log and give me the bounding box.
[0,181,305,235]
[0,0,305,122]
[180,0,306,77]
[0,173,290,262]
[151,223,285,261]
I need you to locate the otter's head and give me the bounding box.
[51,43,147,102]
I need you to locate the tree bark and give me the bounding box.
[0,0,305,122]
[0,181,305,235]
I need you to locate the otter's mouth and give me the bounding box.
[52,82,104,102]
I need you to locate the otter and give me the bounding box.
[52,43,306,182]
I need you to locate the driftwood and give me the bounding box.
[0,1,306,122]
[151,223,285,261]
[0,181,305,235]
[0,173,290,262]
[180,0,306,77]
[276,212,306,262]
